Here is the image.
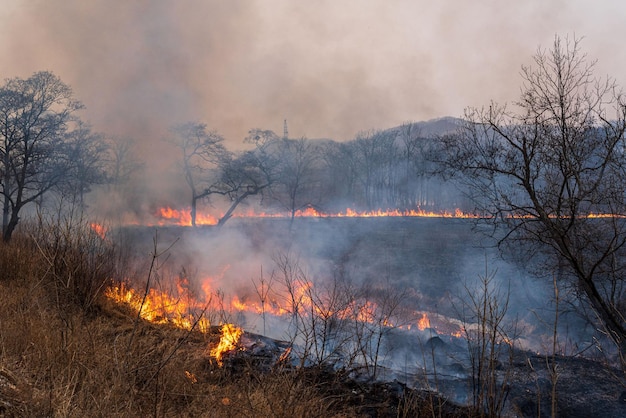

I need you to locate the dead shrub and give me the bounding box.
[24,209,121,313]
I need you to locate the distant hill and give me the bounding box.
[384,116,463,138]
[297,116,463,144]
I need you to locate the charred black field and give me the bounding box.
[126,216,505,296]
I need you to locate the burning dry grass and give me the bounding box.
[0,265,347,417]
[153,205,481,227]
[0,220,470,418]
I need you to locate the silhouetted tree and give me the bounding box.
[272,137,323,224]
[206,129,281,227]
[320,141,360,211]
[352,130,396,210]
[106,136,143,188]
[170,122,227,226]
[440,36,626,356]
[0,71,84,241]
[61,121,109,207]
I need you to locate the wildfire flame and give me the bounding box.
[105,281,248,366]
[210,323,243,366]
[105,278,466,367]
[106,279,447,336]
[90,222,108,240]
[151,205,626,226]
[151,206,480,226]
[157,207,219,226]
[417,312,431,330]
[104,281,211,333]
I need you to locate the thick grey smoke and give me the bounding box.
[1,0,624,149]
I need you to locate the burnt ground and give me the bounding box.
[116,217,626,417]
[507,352,626,417]
[227,329,626,418]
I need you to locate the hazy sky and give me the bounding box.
[0,0,624,147]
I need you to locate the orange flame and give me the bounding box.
[152,206,481,226]
[230,295,290,317]
[417,312,431,331]
[105,281,210,333]
[277,346,292,364]
[106,276,469,361]
[90,222,108,240]
[106,278,471,343]
[153,205,626,226]
[210,323,243,366]
[105,280,250,366]
[157,207,218,226]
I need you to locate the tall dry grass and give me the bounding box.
[0,216,454,417]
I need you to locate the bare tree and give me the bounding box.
[106,136,143,188]
[272,137,323,225]
[352,130,397,210]
[397,122,423,209]
[397,122,446,210]
[458,270,515,417]
[202,129,280,227]
[352,284,409,379]
[169,122,227,226]
[320,141,360,211]
[0,71,83,241]
[272,252,356,368]
[213,152,272,226]
[440,36,626,356]
[61,121,109,207]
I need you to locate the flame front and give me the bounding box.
[152,206,626,226]
[210,323,243,366]
[105,281,210,333]
[107,280,449,333]
[417,312,431,330]
[90,222,108,240]
[157,207,219,226]
[105,278,464,366]
[152,206,479,226]
[105,282,248,366]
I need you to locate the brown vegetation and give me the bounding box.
[0,219,471,418]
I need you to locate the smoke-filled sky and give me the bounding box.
[0,0,624,147]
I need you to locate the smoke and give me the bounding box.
[2,1,624,147]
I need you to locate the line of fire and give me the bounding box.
[98,207,470,367]
[93,203,624,368]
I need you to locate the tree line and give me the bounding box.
[0,70,462,242]
[170,120,467,228]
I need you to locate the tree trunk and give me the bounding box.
[191,195,197,227]
[217,191,252,228]
[553,227,626,355]
[2,196,9,241]
[288,209,296,231]
[2,209,19,242]
[578,275,626,355]
[2,161,10,240]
